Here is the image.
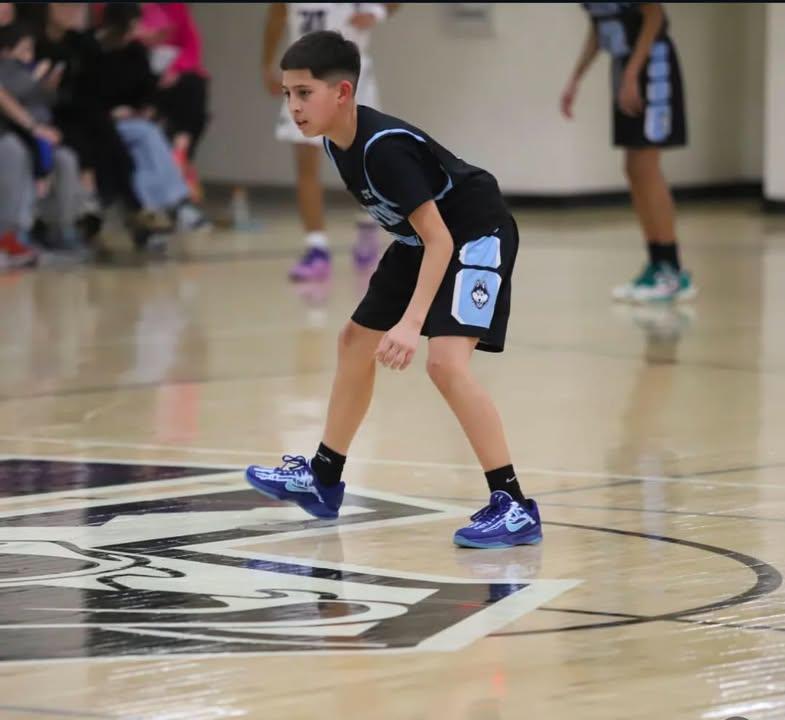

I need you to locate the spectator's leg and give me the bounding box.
[0,133,38,265]
[39,146,84,248]
[116,118,189,211]
[0,134,35,236]
[157,73,209,158]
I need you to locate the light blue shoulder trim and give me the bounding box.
[362,128,453,207]
[323,137,337,168]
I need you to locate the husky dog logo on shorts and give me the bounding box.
[471,280,490,309]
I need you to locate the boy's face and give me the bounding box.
[282,68,351,138]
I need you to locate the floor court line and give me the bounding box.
[539,501,785,525]
[0,705,116,719]
[411,495,785,525]
[0,436,783,490]
[536,606,785,636]
[0,473,247,519]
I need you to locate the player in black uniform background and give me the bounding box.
[245,30,542,550]
[561,2,696,303]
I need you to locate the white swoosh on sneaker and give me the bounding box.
[505,514,535,532]
[284,479,315,494]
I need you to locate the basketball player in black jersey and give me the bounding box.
[246,30,542,549]
[562,2,696,303]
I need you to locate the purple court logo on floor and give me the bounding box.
[0,459,578,661]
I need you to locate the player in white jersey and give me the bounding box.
[262,3,398,281]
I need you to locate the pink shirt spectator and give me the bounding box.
[139,3,208,80]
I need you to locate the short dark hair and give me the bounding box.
[280,30,360,91]
[0,22,33,53]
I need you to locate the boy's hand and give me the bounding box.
[375,318,420,371]
[560,79,579,119]
[618,72,643,116]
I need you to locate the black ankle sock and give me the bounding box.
[311,443,346,487]
[485,465,525,504]
[646,240,659,266]
[658,242,681,271]
[648,240,682,271]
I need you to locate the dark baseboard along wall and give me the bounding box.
[206,180,785,213]
[505,181,769,209]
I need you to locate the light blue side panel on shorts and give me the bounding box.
[645,41,673,143]
[451,268,502,329]
[645,106,672,142]
[647,80,672,103]
[650,41,669,61]
[458,234,501,269]
[648,59,671,80]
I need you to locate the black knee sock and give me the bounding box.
[311,443,346,487]
[485,465,525,504]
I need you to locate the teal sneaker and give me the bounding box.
[675,269,698,302]
[612,263,682,303]
[612,263,657,302]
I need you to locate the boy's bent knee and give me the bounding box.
[337,321,380,360]
[426,337,476,389]
[426,355,467,389]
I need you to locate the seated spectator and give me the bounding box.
[85,2,208,243]
[29,2,137,240]
[136,3,209,202]
[0,2,33,265]
[0,23,59,188]
[0,130,38,267]
[0,21,86,260]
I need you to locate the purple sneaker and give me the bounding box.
[453,491,542,549]
[289,247,331,282]
[352,222,380,269]
[245,455,344,519]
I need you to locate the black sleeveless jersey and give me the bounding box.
[324,105,509,247]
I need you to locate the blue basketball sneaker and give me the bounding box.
[454,491,542,549]
[245,455,344,519]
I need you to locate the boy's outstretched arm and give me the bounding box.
[374,200,453,371]
[560,20,599,119]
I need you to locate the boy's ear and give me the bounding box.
[337,79,355,103]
